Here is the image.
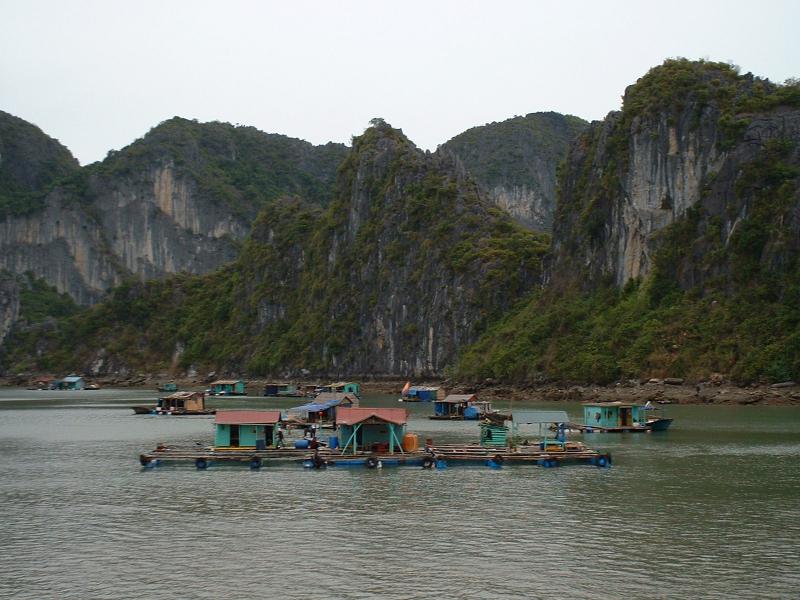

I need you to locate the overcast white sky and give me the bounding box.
[1,0,798,165]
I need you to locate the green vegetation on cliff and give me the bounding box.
[458,62,800,384]
[98,117,348,218]
[0,111,80,217]
[4,121,549,376]
[441,112,588,189]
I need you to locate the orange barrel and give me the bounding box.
[402,433,419,452]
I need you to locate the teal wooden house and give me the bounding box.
[215,410,282,449]
[403,386,445,401]
[336,407,408,454]
[583,402,646,430]
[209,379,246,396]
[318,381,361,397]
[54,374,85,390]
[480,422,509,447]
[263,383,300,397]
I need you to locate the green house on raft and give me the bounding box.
[208,379,246,396]
[582,401,673,432]
[53,374,85,390]
[214,410,282,449]
[582,402,648,432]
[317,381,361,398]
[336,407,410,454]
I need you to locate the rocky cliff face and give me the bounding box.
[0,274,20,348]
[222,120,549,377]
[550,60,800,290]
[441,112,587,231]
[6,121,549,378]
[0,116,348,305]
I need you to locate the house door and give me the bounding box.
[230,425,240,446]
[265,426,273,447]
[620,408,632,427]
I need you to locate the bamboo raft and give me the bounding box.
[139,442,611,469]
[427,443,612,468]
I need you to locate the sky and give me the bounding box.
[1,0,798,165]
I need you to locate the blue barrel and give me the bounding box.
[294,439,310,449]
[328,436,339,449]
[463,406,481,420]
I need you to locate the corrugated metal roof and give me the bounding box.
[210,380,243,385]
[336,407,407,426]
[441,394,477,403]
[314,392,358,404]
[512,410,570,424]
[215,410,281,425]
[290,393,358,414]
[409,386,439,392]
[62,376,83,383]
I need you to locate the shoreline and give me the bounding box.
[3,375,799,406]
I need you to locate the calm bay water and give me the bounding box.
[0,389,798,599]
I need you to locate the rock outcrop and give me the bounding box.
[549,60,800,290]
[441,112,587,231]
[7,120,549,378]
[0,116,348,305]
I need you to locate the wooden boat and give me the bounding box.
[646,415,674,431]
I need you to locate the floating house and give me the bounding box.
[262,383,304,397]
[53,374,85,390]
[316,381,361,397]
[431,394,494,420]
[214,410,282,449]
[403,386,445,402]
[582,402,672,432]
[583,402,647,431]
[209,379,246,396]
[336,407,408,454]
[289,392,359,425]
[157,382,178,393]
[132,391,213,415]
[156,392,210,414]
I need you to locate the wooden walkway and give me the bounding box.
[139,442,612,469]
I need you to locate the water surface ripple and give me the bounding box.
[0,390,798,599]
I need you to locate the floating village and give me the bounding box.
[131,379,675,471]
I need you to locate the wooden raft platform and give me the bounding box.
[427,443,612,467]
[139,443,611,469]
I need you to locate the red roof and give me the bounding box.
[336,407,407,426]
[215,410,281,425]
